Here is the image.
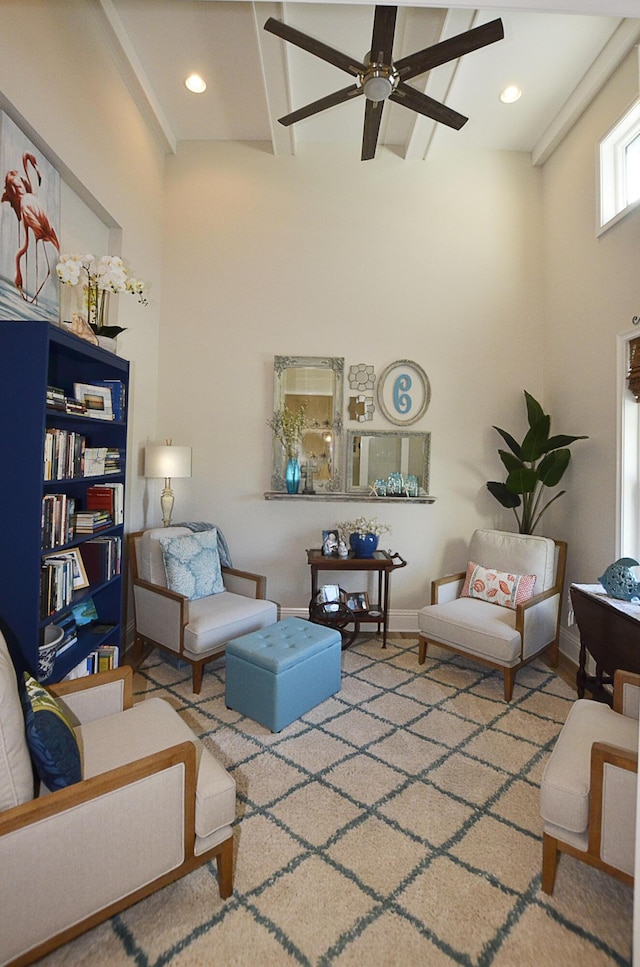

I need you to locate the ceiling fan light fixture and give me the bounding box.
[185,73,207,94]
[361,66,398,103]
[499,84,522,104]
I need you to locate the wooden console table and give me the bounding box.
[570,583,640,705]
[306,549,406,648]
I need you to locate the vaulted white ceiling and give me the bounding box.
[101,1,640,162]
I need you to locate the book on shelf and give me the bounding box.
[82,447,107,477]
[86,482,124,523]
[44,429,86,480]
[72,509,113,533]
[46,385,87,416]
[40,554,75,617]
[80,535,121,585]
[41,493,75,548]
[73,382,114,421]
[63,643,120,680]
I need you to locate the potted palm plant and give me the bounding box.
[486,390,587,535]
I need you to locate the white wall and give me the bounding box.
[542,48,640,660]
[0,0,165,534]
[160,142,544,617]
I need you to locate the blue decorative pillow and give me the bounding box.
[159,529,224,600]
[20,673,82,790]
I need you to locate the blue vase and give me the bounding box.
[285,457,301,494]
[349,532,379,558]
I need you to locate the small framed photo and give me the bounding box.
[346,591,369,613]
[320,584,341,611]
[67,548,90,590]
[73,382,113,421]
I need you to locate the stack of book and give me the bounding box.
[64,643,120,679]
[41,493,76,548]
[86,483,124,524]
[44,429,86,480]
[72,509,112,534]
[46,385,87,416]
[104,448,123,474]
[81,536,121,584]
[40,554,75,617]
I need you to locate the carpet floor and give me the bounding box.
[40,637,632,966]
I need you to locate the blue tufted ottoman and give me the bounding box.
[225,616,342,732]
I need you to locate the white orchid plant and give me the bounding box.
[56,253,147,338]
[337,516,391,539]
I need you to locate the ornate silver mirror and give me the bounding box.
[346,429,431,495]
[271,356,344,492]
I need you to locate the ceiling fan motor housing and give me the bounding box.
[361,63,399,102]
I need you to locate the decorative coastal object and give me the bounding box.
[486,390,588,535]
[349,363,376,391]
[268,402,307,493]
[0,111,61,322]
[285,457,301,494]
[599,559,640,601]
[56,253,147,339]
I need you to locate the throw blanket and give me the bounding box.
[174,521,232,568]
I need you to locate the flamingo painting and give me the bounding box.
[0,111,60,321]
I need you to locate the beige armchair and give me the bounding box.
[540,669,639,894]
[128,527,278,693]
[417,529,567,701]
[0,629,235,966]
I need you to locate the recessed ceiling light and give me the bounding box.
[185,74,207,94]
[500,85,522,104]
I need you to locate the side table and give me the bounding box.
[306,548,407,648]
[570,583,640,705]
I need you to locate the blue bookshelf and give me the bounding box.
[0,321,129,681]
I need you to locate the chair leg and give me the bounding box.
[503,668,515,702]
[418,636,428,665]
[216,835,234,899]
[541,832,558,894]
[192,662,204,694]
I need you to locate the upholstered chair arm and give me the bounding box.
[613,670,640,718]
[222,566,267,599]
[0,741,196,966]
[132,578,188,654]
[516,586,562,661]
[588,740,638,875]
[49,665,133,722]
[431,571,466,605]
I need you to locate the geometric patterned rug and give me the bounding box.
[39,637,633,966]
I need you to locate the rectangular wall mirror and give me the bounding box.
[272,356,344,492]
[346,429,431,495]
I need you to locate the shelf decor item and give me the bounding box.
[56,253,147,340]
[337,516,391,559]
[268,402,307,494]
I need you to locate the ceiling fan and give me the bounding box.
[264,7,504,161]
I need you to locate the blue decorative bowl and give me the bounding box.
[349,532,379,558]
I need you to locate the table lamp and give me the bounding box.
[144,439,192,527]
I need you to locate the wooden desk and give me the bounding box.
[570,583,640,705]
[306,549,406,648]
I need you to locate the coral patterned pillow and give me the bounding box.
[461,561,536,610]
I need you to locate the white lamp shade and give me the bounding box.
[144,445,192,479]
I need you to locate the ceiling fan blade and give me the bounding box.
[369,5,397,64]
[278,85,362,127]
[264,17,364,77]
[390,84,468,130]
[394,18,504,82]
[361,99,385,161]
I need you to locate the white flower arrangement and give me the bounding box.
[56,253,147,336]
[337,516,391,539]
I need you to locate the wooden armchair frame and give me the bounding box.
[0,666,233,966]
[542,669,639,895]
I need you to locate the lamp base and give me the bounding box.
[160,481,175,527]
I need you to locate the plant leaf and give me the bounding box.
[524,391,545,428]
[487,481,521,508]
[506,467,538,494]
[493,426,522,459]
[521,415,550,461]
[537,449,571,487]
[530,489,566,534]
[541,433,589,453]
[498,450,523,473]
